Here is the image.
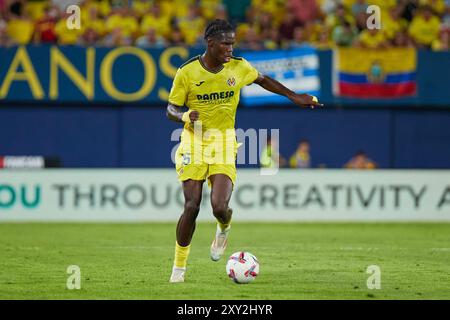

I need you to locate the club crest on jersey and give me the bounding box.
[227,77,236,87]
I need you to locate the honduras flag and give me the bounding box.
[240,47,320,106]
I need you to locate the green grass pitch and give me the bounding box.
[0,222,449,300]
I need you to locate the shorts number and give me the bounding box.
[182,153,191,165]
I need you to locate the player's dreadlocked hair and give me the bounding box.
[204,19,234,39]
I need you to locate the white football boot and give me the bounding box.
[210,224,231,261]
[169,267,186,283]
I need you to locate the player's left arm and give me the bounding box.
[253,73,323,108]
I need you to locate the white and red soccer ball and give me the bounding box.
[226,251,259,284]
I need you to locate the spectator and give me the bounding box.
[332,20,358,46]
[397,0,418,22]
[443,5,450,29]
[78,27,100,47]
[136,27,167,48]
[167,25,187,47]
[201,1,227,21]
[279,10,303,43]
[81,5,106,41]
[238,27,264,50]
[344,150,378,169]
[325,4,355,31]
[263,27,281,50]
[105,7,138,40]
[287,0,320,25]
[408,5,441,48]
[33,5,59,44]
[432,26,450,50]
[0,18,16,47]
[289,139,311,168]
[8,0,25,18]
[7,1,34,45]
[427,0,446,16]
[288,26,310,48]
[355,28,389,49]
[102,27,132,47]
[140,2,171,39]
[352,0,368,17]
[55,10,83,45]
[178,5,206,46]
[382,6,409,40]
[352,0,369,31]
[392,28,415,47]
[260,138,287,169]
[313,26,332,49]
[131,0,152,18]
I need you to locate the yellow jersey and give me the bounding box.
[168,55,259,149]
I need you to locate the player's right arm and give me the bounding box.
[166,104,199,123]
[166,67,199,123]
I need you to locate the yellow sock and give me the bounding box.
[174,241,190,269]
[218,219,231,232]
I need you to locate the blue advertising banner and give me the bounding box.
[240,47,320,106]
[1,46,450,107]
[0,45,202,104]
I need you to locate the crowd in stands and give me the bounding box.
[0,0,449,50]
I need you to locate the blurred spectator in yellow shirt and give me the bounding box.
[200,0,223,21]
[356,28,389,49]
[289,140,311,168]
[55,12,83,45]
[7,0,34,45]
[83,0,111,18]
[420,0,446,16]
[140,2,171,39]
[178,5,206,46]
[131,0,152,18]
[409,5,441,48]
[0,18,16,47]
[313,26,333,49]
[82,5,106,38]
[382,6,409,40]
[105,7,138,39]
[325,4,355,31]
[344,150,378,169]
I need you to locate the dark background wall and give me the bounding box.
[1,106,449,168]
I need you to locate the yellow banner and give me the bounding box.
[336,47,417,74]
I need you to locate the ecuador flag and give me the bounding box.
[333,47,417,98]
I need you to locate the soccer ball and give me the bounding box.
[226,251,259,284]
